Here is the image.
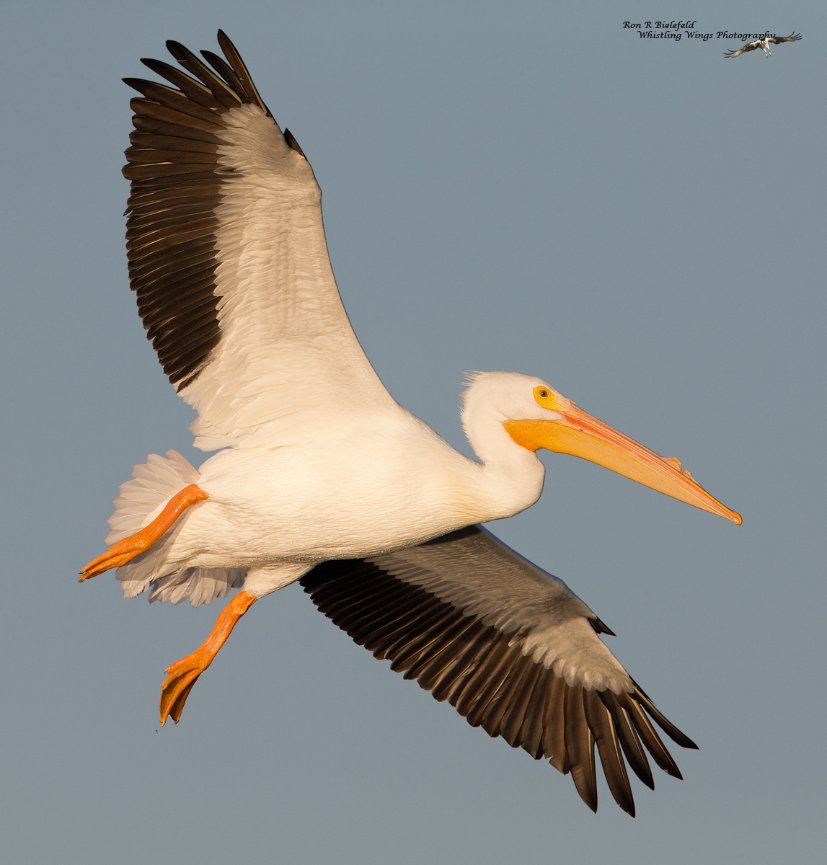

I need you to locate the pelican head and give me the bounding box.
[462,371,741,524]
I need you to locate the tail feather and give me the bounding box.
[147,567,246,605]
[106,450,199,543]
[108,450,246,606]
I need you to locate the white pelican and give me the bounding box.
[724,31,802,58]
[81,31,741,816]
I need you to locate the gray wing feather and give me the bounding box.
[301,525,697,816]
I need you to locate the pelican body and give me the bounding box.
[81,32,740,816]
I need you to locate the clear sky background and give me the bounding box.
[2,1,825,862]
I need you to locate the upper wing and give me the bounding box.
[769,31,802,45]
[724,40,759,58]
[123,31,395,450]
[301,526,697,816]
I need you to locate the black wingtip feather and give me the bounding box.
[200,49,245,94]
[564,687,599,812]
[215,30,271,114]
[589,616,616,636]
[597,690,655,790]
[584,690,635,816]
[284,128,307,158]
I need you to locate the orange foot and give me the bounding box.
[159,590,256,725]
[160,650,211,725]
[80,483,208,581]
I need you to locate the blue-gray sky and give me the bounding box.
[2,1,825,862]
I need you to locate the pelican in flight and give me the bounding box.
[724,31,802,58]
[81,31,741,816]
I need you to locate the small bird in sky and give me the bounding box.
[724,32,802,58]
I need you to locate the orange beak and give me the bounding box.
[504,398,741,525]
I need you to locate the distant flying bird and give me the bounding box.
[81,31,741,816]
[724,31,802,58]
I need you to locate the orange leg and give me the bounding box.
[80,483,208,581]
[160,590,257,725]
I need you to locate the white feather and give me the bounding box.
[106,450,246,606]
[106,450,199,543]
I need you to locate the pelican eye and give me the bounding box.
[533,385,557,409]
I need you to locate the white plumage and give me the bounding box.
[110,373,552,600]
[109,450,245,605]
[81,31,741,815]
